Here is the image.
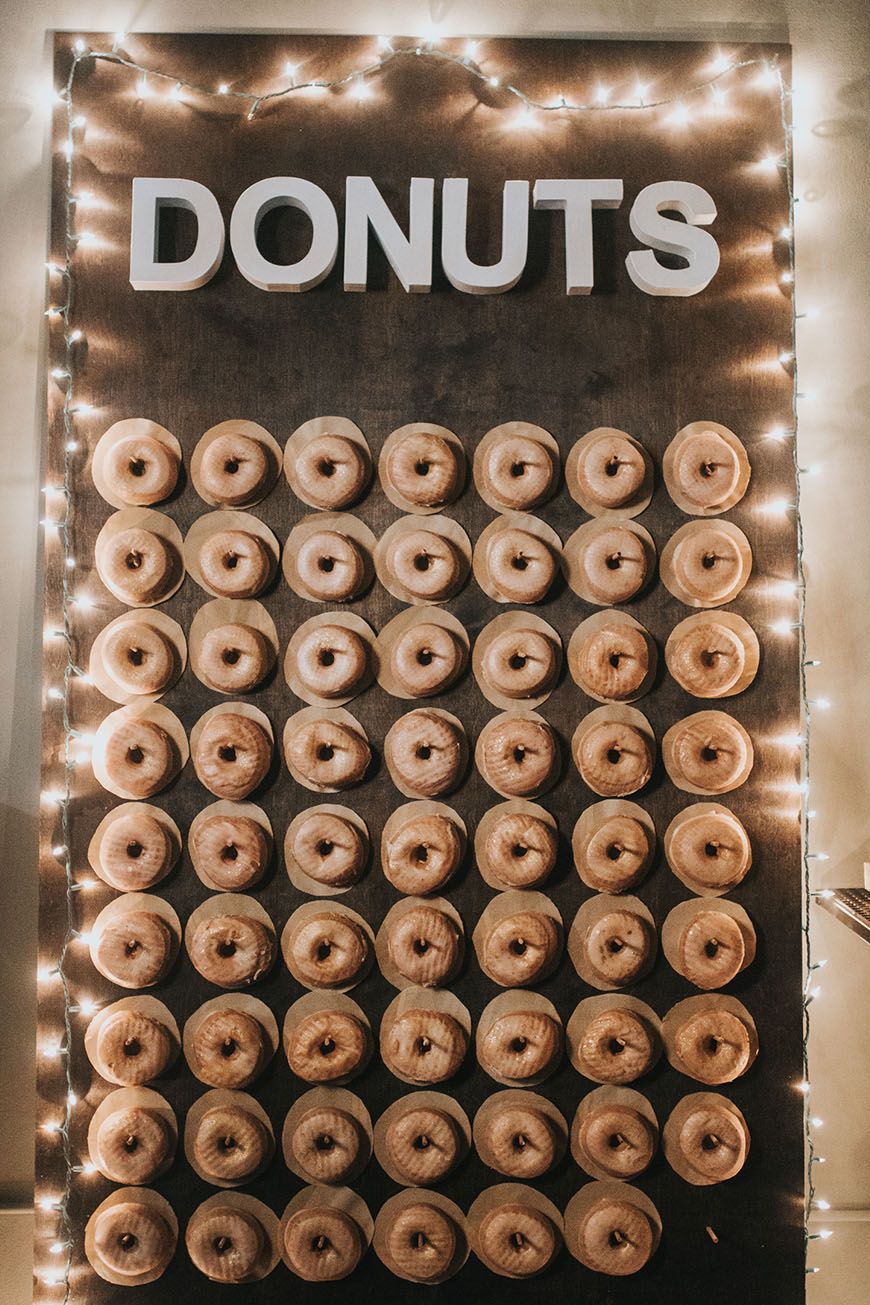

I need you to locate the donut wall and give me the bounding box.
[38,33,806,1305]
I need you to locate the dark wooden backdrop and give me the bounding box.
[39,33,803,1305]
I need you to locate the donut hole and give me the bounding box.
[124,938,143,957]
[511,842,529,859]
[606,937,626,954]
[413,552,432,572]
[700,648,719,668]
[311,1234,332,1253]
[413,937,430,955]
[510,1036,528,1053]
[509,1231,527,1251]
[123,1134,140,1153]
[512,1132,528,1151]
[701,553,717,570]
[224,458,241,475]
[220,843,239,862]
[317,458,336,478]
[412,1133,432,1150]
[416,647,434,666]
[222,647,241,665]
[607,1037,626,1056]
[127,647,145,666]
[511,554,529,571]
[316,743,335,762]
[410,1231,428,1250]
[118,1233,139,1253]
[123,1037,141,1057]
[701,745,719,763]
[704,841,720,858]
[213,1235,233,1255]
[704,938,721,958]
[509,937,528,956]
[316,941,332,962]
[605,553,622,571]
[609,652,622,669]
[606,843,623,861]
[223,552,240,571]
[605,457,620,478]
[512,745,526,764]
[318,556,336,573]
[701,1132,721,1151]
[415,1035,432,1056]
[412,844,429,865]
[125,550,144,571]
[316,839,334,858]
[217,1134,238,1154]
[608,1132,627,1150]
[217,939,237,958]
[220,1038,238,1058]
[510,461,526,478]
[218,745,237,763]
[700,460,717,479]
[606,747,622,765]
[318,649,336,667]
[705,1035,721,1055]
[319,1037,336,1056]
[508,652,527,671]
[126,840,144,859]
[315,1133,335,1151]
[416,744,432,761]
[126,745,145,766]
[608,1229,628,1249]
[129,458,147,478]
[414,459,431,477]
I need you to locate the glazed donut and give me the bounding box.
[478,1203,558,1278]
[385,430,463,508]
[673,429,740,510]
[199,433,269,507]
[291,1105,362,1184]
[481,911,560,987]
[100,527,177,605]
[292,1105,363,1184]
[98,811,174,891]
[386,527,463,601]
[95,1105,172,1185]
[483,811,557,888]
[186,1204,265,1282]
[581,815,652,892]
[384,812,463,894]
[194,712,272,800]
[676,909,746,988]
[575,432,645,509]
[95,1009,173,1085]
[287,1008,370,1082]
[198,530,271,598]
[102,621,175,696]
[482,1105,558,1178]
[673,1007,752,1084]
[102,717,175,799]
[294,623,368,699]
[479,716,558,797]
[486,527,556,603]
[283,1206,364,1281]
[668,621,746,697]
[390,621,463,697]
[672,525,746,604]
[285,716,370,790]
[385,1105,462,1184]
[192,1103,271,1182]
[580,525,648,604]
[483,435,555,510]
[481,628,558,700]
[574,1196,653,1276]
[93,911,173,988]
[385,710,464,797]
[382,1008,468,1084]
[296,434,368,510]
[296,531,365,602]
[387,905,461,987]
[576,1103,655,1179]
[104,435,178,506]
[291,810,366,887]
[577,1009,656,1084]
[191,1007,266,1088]
[479,1009,562,1083]
[93,1201,174,1278]
[668,713,750,793]
[576,720,652,797]
[584,909,654,987]
[191,814,269,891]
[286,912,370,988]
[676,1100,748,1182]
[573,623,649,701]
[198,624,272,694]
[385,1202,456,1281]
[189,914,274,988]
[667,808,752,890]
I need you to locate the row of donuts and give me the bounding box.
[94,415,751,520]
[91,700,757,806]
[86,1176,665,1285]
[84,882,755,995]
[93,503,754,610]
[87,987,758,1093]
[91,602,760,708]
[91,796,752,900]
[85,1078,748,1191]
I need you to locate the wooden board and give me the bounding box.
[38,32,802,1305]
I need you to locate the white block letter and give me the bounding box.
[533,179,623,294]
[129,178,225,291]
[344,176,434,292]
[626,181,720,296]
[441,179,529,294]
[230,177,339,292]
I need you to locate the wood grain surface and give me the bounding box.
[39,32,802,1305]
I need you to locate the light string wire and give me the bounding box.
[38,36,821,1300]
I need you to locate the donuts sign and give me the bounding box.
[129,175,721,297]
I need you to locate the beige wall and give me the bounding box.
[2,0,868,1298]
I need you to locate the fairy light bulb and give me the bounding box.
[668,102,691,127]
[633,81,649,104]
[218,82,229,95]
[488,75,500,88]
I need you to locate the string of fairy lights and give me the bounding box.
[37,32,829,1301]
